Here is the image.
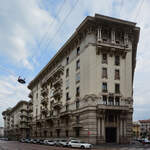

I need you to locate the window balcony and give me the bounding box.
[20,118,28,123]
[41,108,48,114]
[53,78,63,88]
[20,124,29,129]
[41,97,48,105]
[28,106,33,112]
[46,65,64,82]
[41,88,48,96]
[53,101,62,109]
[52,88,62,99]
[20,112,28,118]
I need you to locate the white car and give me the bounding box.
[59,139,68,147]
[68,140,92,149]
[46,140,55,146]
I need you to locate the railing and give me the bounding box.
[41,88,48,95]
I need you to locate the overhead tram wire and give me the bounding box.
[0,65,16,77]
[135,0,145,21]
[44,0,79,52]
[38,0,66,49]
[119,0,124,17]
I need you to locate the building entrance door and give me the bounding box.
[105,127,117,143]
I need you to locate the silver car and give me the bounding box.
[68,140,92,149]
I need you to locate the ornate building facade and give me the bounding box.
[3,14,139,144]
[2,101,30,140]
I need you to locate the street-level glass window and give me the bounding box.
[76,116,80,124]
[66,130,69,137]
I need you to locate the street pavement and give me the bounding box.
[0,140,150,150]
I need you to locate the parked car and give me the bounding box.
[53,139,61,146]
[20,138,25,143]
[47,140,55,146]
[32,139,38,144]
[59,139,68,147]
[68,140,93,149]
[25,139,31,143]
[142,138,150,144]
[39,139,45,145]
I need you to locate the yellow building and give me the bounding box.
[133,121,140,139]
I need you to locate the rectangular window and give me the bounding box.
[115,69,120,80]
[76,100,79,109]
[115,84,120,93]
[66,104,69,111]
[115,97,120,106]
[76,116,80,124]
[66,130,69,137]
[65,118,69,126]
[66,56,69,65]
[76,87,80,97]
[108,96,114,105]
[66,68,69,78]
[115,55,120,66]
[75,128,80,137]
[77,47,80,56]
[76,72,80,83]
[102,82,107,92]
[103,95,107,105]
[102,54,107,64]
[66,92,70,101]
[76,59,80,70]
[66,80,69,89]
[102,68,107,78]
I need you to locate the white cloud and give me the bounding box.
[0,75,30,126]
[0,0,54,69]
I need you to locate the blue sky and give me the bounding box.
[0,0,150,127]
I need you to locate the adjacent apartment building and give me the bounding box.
[139,119,150,138]
[2,101,31,140]
[0,127,4,137]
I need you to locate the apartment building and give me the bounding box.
[0,127,4,137]
[139,119,150,138]
[132,121,141,139]
[2,101,30,140]
[27,14,140,144]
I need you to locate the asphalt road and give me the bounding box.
[0,140,150,150]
